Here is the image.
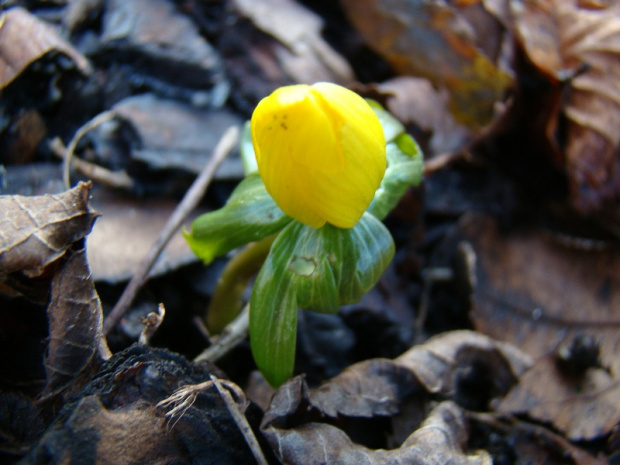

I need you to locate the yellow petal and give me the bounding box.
[251,82,386,229]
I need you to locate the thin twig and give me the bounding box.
[211,374,269,465]
[194,303,250,363]
[50,137,135,190]
[424,150,468,175]
[192,316,212,343]
[139,303,166,345]
[103,126,240,336]
[62,111,116,189]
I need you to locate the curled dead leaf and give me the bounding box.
[0,181,98,280]
[100,0,222,90]
[0,7,91,89]
[512,0,620,213]
[231,0,353,84]
[45,246,111,398]
[263,400,491,465]
[499,355,620,441]
[261,331,530,464]
[110,93,244,177]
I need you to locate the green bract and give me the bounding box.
[250,214,394,386]
[184,174,291,264]
[184,97,423,387]
[367,103,423,221]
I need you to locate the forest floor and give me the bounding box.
[0,1,619,464]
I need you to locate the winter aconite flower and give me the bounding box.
[251,82,386,229]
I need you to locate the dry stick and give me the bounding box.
[103,126,240,336]
[211,374,269,465]
[50,137,135,190]
[423,150,469,175]
[62,110,116,189]
[194,303,250,363]
[157,376,268,464]
[139,303,166,346]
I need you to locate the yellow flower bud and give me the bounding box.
[251,82,386,229]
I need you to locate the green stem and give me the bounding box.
[206,234,276,334]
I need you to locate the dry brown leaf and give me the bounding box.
[45,246,111,397]
[0,181,98,280]
[100,0,222,89]
[512,0,620,213]
[0,7,91,89]
[231,0,353,84]
[499,355,620,441]
[263,401,491,465]
[63,0,105,31]
[308,330,531,417]
[261,331,531,464]
[111,93,244,177]
[0,109,47,165]
[340,0,513,128]
[458,213,620,440]
[86,187,203,283]
[363,76,473,155]
[395,330,532,396]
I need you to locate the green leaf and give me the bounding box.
[368,99,405,142]
[367,132,423,221]
[250,214,394,386]
[184,175,291,264]
[365,102,424,220]
[240,121,258,176]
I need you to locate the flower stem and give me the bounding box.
[206,234,275,334]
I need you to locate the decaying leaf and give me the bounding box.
[260,331,530,464]
[110,93,244,177]
[512,0,620,213]
[264,400,490,465]
[469,410,609,465]
[232,0,353,84]
[499,355,620,441]
[0,7,91,89]
[0,109,47,165]
[394,329,532,400]
[45,245,111,397]
[0,181,98,280]
[86,186,204,283]
[100,0,222,90]
[63,0,105,31]
[458,213,620,440]
[340,0,513,128]
[360,76,473,155]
